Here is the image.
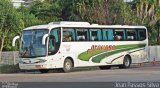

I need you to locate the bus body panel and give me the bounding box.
[59,40,147,67]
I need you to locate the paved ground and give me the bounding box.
[0,63,160,82]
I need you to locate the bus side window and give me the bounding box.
[126,30,137,41]
[90,29,102,41]
[114,29,125,41]
[76,29,89,41]
[63,29,75,42]
[138,29,146,40]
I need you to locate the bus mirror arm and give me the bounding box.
[12,36,20,47]
[42,34,48,45]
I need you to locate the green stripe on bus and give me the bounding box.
[78,44,146,62]
[92,46,145,63]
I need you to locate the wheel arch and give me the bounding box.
[64,56,74,67]
[125,54,132,64]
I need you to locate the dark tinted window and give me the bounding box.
[126,30,137,41]
[89,29,102,41]
[138,29,146,40]
[76,29,89,41]
[63,29,75,42]
[114,29,125,41]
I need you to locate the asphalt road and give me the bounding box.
[1,63,160,88]
[0,63,160,82]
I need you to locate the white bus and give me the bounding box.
[12,21,148,73]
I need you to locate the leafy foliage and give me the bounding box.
[0,0,23,51]
[0,0,45,51]
[132,0,160,45]
[17,6,44,28]
[0,0,160,52]
[29,0,62,23]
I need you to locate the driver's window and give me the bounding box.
[49,35,55,52]
[48,28,61,55]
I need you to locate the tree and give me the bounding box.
[61,0,138,25]
[0,0,23,52]
[29,0,62,23]
[61,0,82,21]
[133,0,159,25]
[17,6,44,28]
[76,0,106,24]
[0,5,44,51]
[28,0,138,25]
[132,0,160,45]
[61,0,109,24]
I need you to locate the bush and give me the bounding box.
[0,64,20,73]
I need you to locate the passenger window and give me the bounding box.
[138,29,146,40]
[90,29,102,41]
[63,29,75,42]
[114,30,125,41]
[126,30,137,41]
[76,29,88,41]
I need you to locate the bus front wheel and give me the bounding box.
[119,56,131,69]
[63,59,73,73]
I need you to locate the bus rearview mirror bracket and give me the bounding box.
[12,36,20,47]
[42,34,48,45]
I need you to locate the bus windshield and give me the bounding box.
[20,29,49,58]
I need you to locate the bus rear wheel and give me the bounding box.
[63,59,73,73]
[119,56,131,69]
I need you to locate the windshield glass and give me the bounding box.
[20,29,49,58]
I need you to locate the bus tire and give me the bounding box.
[63,59,73,73]
[39,69,49,73]
[119,56,131,69]
[99,66,111,70]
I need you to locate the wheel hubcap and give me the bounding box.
[125,59,130,67]
[65,62,71,70]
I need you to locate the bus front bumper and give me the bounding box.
[19,63,50,70]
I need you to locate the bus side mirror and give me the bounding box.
[42,34,48,45]
[12,36,20,47]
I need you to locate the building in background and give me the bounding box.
[11,0,44,8]
[11,0,25,8]
[124,0,133,2]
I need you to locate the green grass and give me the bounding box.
[0,64,20,73]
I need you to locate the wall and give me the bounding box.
[149,46,160,61]
[0,51,19,65]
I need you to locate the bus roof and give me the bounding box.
[24,21,147,30]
